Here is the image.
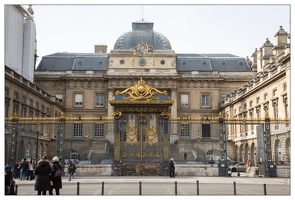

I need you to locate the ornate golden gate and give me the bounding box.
[109,78,173,175]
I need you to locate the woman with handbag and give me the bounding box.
[49,156,62,195]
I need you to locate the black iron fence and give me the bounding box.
[14,180,290,195]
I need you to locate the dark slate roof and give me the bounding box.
[176,54,251,72]
[113,21,172,50]
[36,52,108,71]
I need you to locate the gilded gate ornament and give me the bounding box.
[145,126,157,146]
[126,126,138,145]
[115,77,167,101]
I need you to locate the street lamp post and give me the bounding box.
[197,129,201,162]
[36,121,39,161]
[84,134,89,160]
[10,112,19,164]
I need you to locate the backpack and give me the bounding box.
[54,166,61,177]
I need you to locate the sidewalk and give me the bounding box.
[14,175,289,185]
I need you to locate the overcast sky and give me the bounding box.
[22,3,291,67]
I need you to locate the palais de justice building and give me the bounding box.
[5,5,290,175]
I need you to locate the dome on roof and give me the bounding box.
[113,21,172,50]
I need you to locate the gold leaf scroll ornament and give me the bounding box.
[116,78,167,101]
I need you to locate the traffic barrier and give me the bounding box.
[196,180,199,195]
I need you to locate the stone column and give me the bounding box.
[170,89,178,143]
[106,89,114,143]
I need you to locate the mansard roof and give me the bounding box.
[36,52,251,72]
[36,52,108,71]
[176,53,251,72]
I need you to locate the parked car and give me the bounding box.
[228,162,247,172]
[78,160,92,165]
[227,161,239,166]
[64,159,79,165]
[100,159,113,164]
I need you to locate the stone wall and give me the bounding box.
[64,164,290,178]
[64,164,113,176]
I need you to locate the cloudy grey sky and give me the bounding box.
[24,3,291,67]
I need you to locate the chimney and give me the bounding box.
[273,26,288,57]
[260,38,274,68]
[250,48,258,72]
[94,45,107,53]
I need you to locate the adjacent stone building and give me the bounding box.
[220,26,290,166]
[4,5,64,164]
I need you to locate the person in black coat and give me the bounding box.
[34,156,51,195]
[49,156,62,195]
[68,160,76,181]
[5,165,15,195]
[169,158,175,178]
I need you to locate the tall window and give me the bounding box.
[75,94,83,106]
[74,123,83,137]
[283,83,287,91]
[221,94,227,102]
[95,123,104,137]
[202,94,210,106]
[202,124,211,138]
[56,94,63,102]
[180,123,190,137]
[273,89,277,97]
[180,94,189,107]
[284,96,288,118]
[273,102,278,120]
[95,94,104,106]
[264,93,268,101]
[256,107,261,118]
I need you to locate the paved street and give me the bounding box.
[14,175,291,196]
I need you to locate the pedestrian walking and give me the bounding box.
[34,156,51,195]
[169,158,175,178]
[247,160,252,173]
[27,160,34,180]
[49,156,62,195]
[20,158,29,181]
[68,160,76,181]
[183,153,187,160]
[13,161,20,179]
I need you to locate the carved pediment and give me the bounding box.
[131,42,154,56]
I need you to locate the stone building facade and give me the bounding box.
[4,5,290,170]
[220,26,290,167]
[34,20,257,164]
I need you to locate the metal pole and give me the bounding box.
[101,182,104,195]
[15,185,18,195]
[175,181,177,195]
[233,181,236,195]
[196,180,199,195]
[139,181,142,195]
[36,121,39,161]
[77,182,80,195]
[139,112,144,176]
[263,183,267,195]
